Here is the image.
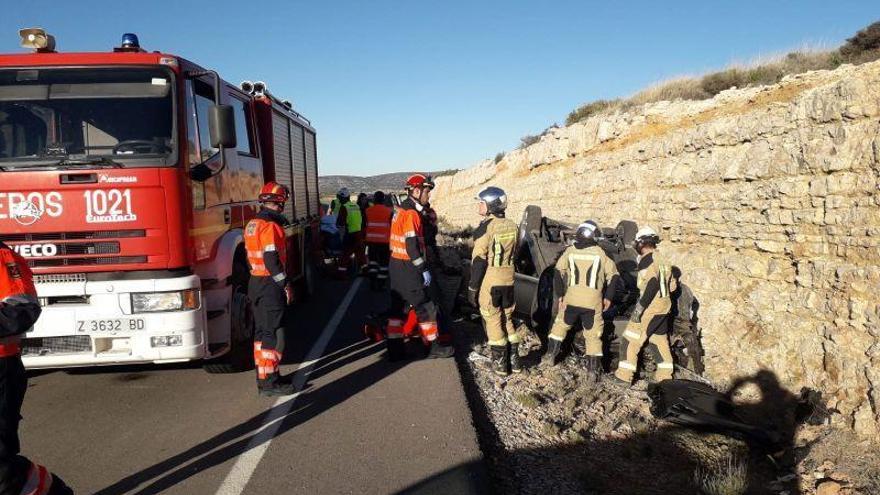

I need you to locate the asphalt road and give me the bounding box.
[19,275,487,494]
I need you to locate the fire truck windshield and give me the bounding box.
[0,67,176,169]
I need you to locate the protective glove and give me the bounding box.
[468,288,478,307]
[630,303,644,323]
[422,271,432,287]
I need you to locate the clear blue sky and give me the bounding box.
[2,1,878,175]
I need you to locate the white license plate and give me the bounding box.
[76,318,146,333]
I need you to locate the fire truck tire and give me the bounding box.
[290,255,316,303]
[204,257,255,374]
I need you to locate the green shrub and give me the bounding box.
[840,21,880,60]
[519,133,541,148]
[565,99,620,125]
[493,152,505,164]
[700,68,746,96]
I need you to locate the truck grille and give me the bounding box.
[0,230,147,269]
[21,336,92,356]
[33,273,87,284]
[0,230,145,242]
[29,256,147,268]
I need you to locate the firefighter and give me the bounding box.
[333,188,364,277]
[0,242,74,495]
[468,187,520,376]
[245,182,297,396]
[614,226,678,384]
[540,221,620,376]
[364,191,393,290]
[386,174,454,361]
[418,179,453,344]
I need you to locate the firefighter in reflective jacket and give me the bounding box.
[386,174,454,361]
[364,191,393,290]
[614,227,678,384]
[0,242,73,495]
[333,188,365,277]
[468,187,520,376]
[541,221,620,376]
[245,182,297,396]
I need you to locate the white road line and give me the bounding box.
[216,278,363,495]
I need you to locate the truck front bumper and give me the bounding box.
[22,273,208,369]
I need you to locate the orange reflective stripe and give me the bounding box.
[244,218,288,277]
[365,205,392,243]
[389,208,424,261]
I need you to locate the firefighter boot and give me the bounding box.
[540,338,562,369]
[584,356,603,378]
[566,333,587,367]
[490,345,508,376]
[426,341,454,359]
[258,373,297,397]
[509,343,523,374]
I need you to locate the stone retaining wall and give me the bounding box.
[431,61,880,437]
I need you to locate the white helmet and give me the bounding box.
[476,186,508,214]
[635,226,660,247]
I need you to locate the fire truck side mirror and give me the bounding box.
[209,104,236,149]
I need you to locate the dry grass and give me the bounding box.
[629,77,710,106]
[564,21,880,126]
[693,455,748,495]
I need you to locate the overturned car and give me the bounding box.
[510,206,704,375]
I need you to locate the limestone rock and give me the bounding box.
[432,60,880,439]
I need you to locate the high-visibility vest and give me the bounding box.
[244,218,287,278]
[0,245,37,357]
[390,207,425,263]
[365,204,392,244]
[330,199,342,215]
[344,202,362,234]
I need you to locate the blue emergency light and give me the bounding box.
[121,33,140,49]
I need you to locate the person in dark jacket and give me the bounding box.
[0,242,74,494]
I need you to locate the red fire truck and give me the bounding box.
[0,30,319,372]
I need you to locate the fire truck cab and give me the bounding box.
[0,30,320,372]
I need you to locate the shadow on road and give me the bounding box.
[93,338,395,495]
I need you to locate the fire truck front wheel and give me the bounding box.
[204,258,255,374]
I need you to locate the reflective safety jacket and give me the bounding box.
[469,215,518,292]
[335,201,363,234]
[365,204,393,244]
[245,209,290,285]
[553,243,619,305]
[389,198,427,272]
[636,251,677,316]
[0,242,41,356]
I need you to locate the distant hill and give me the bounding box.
[319,170,459,197]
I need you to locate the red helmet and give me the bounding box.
[405,174,435,191]
[258,182,290,203]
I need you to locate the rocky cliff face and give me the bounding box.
[432,61,880,437]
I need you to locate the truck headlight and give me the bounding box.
[131,289,200,313]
